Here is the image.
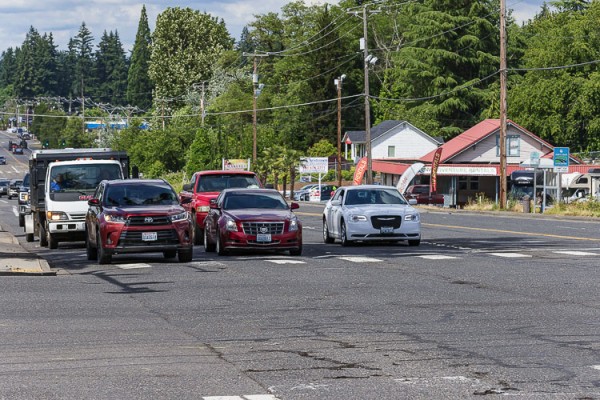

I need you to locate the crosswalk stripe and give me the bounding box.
[115,263,152,269]
[338,256,382,263]
[418,255,458,260]
[266,259,305,264]
[553,251,598,256]
[203,396,280,400]
[489,252,531,258]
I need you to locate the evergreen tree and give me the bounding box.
[96,30,128,104]
[70,22,95,101]
[127,5,153,110]
[0,48,17,87]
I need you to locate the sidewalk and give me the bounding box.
[0,227,55,276]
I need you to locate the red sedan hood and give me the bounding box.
[225,209,293,221]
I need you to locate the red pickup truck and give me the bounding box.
[179,170,262,245]
[404,184,445,205]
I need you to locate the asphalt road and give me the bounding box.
[1,134,599,399]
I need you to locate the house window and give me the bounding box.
[496,135,520,157]
[387,146,395,157]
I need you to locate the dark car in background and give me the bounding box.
[0,180,9,197]
[204,188,302,256]
[0,155,5,165]
[7,179,22,199]
[18,172,30,230]
[86,179,193,264]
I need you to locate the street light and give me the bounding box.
[334,74,346,188]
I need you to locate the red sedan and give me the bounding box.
[204,188,302,256]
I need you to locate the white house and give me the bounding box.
[342,120,443,163]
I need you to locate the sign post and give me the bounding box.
[553,147,569,205]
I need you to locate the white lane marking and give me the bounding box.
[338,256,382,263]
[418,255,458,260]
[266,259,305,264]
[592,365,600,370]
[115,263,152,269]
[12,205,19,216]
[553,251,598,256]
[489,252,532,258]
[203,396,280,400]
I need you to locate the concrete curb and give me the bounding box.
[0,229,56,276]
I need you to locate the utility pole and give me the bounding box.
[335,75,346,188]
[363,5,373,184]
[499,0,508,209]
[243,52,268,163]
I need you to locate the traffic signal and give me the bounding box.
[60,139,66,148]
[43,140,49,149]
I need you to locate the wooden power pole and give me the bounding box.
[499,0,508,209]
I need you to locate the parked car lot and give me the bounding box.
[204,188,302,256]
[85,179,194,264]
[323,185,421,246]
[293,184,318,201]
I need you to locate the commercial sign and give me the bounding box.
[299,157,328,174]
[553,147,569,173]
[421,166,497,176]
[223,159,250,171]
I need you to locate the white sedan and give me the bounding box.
[322,185,421,246]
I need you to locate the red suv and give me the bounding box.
[86,179,193,264]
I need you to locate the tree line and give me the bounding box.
[0,0,599,188]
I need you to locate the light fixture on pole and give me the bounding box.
[334,74,346,188]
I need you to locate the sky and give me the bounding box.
[0,0,548,54]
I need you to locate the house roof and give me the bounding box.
[419,119,562,163]
[344,120,443,145]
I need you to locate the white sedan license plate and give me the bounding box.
[380,226,394,234]
[256,233,272,242]
[142,232,158,241]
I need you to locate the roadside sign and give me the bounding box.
[553,147,569,173]
[299,157,328,174]
[530,151,540,167]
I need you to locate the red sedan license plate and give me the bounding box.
[142,232,157,241]
[256,233,272,242]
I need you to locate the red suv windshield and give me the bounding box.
[197,174,260,192]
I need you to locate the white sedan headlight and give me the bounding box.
[349,214,368,222]
[404,213,419,221]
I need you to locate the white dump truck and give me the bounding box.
[25,148,131,249]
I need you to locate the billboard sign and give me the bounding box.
[299,157,328,174]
